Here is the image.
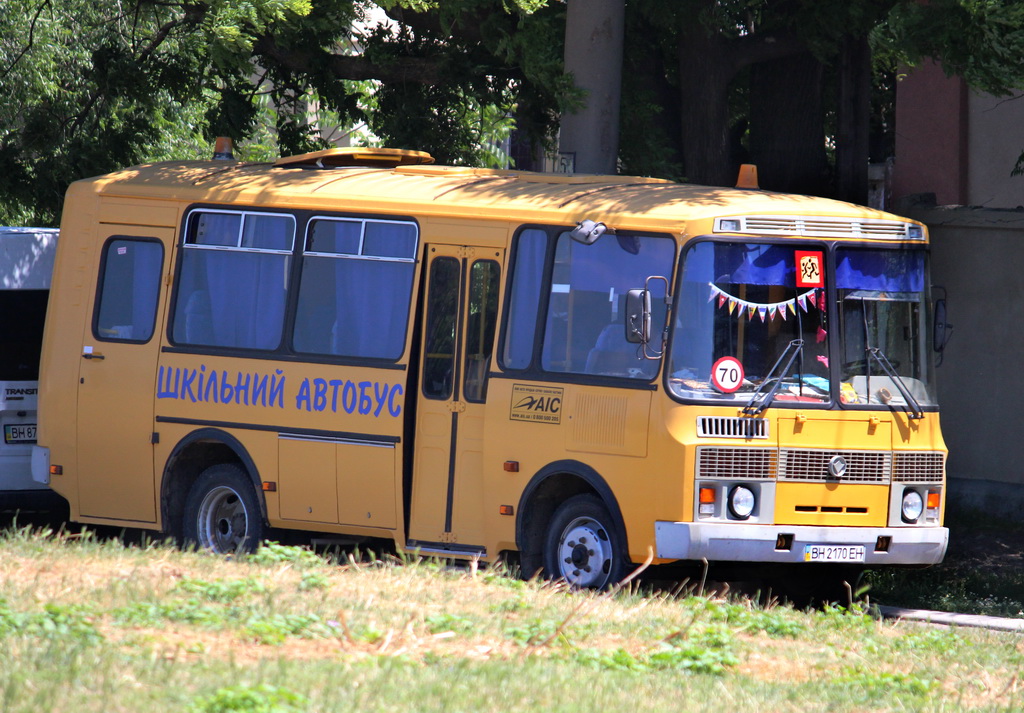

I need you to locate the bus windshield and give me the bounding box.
[667,240,937,411]
[836,246,937,408]
[669,241,830,404]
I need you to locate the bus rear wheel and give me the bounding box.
[543,494,627,589]
[183,464,264,554]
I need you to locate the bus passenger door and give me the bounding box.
[76,230,170,522]
[408,246,502,553]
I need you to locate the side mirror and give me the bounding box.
[933,298,952,355]
[625,288,651,344]
[568,219,606,245]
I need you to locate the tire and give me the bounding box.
[542,493,628,589]
[183,464,264,554]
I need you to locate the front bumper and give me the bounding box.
[655,521,949,565]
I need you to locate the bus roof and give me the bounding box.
[73,152,922,239]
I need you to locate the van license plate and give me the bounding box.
[804,544,865,563]
[4,424,36,444]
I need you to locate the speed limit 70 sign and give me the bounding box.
[711,356,744,393]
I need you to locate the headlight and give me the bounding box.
[728,485,756,520]
[901,489,924,523]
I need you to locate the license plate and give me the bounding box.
[4,424,36,444]
[804,544,865,563]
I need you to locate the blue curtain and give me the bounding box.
[204,251,288,350]
[836,250,924,292]
[331,258,414,359]
[174,212,291,349]
[713,243,795,287]
[294,220,416,360]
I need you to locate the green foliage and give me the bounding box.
[243,612,327,644]
[298,571,329,591]
[247,542,325,569]
[575,624,740,675]
[837,667,936,700]
[504,617,562,646]
[713,600,807,638]
[4,0,1024,223]
[425,612,475,635]
[190,684,308,713]
[882,0,1024,96]
[0,597,103,645]
[176,577,268,602]
[0,0,567,222]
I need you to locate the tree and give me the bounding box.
[7,0,1024,225]
[615,0,1024,203]
[557,0,624,174]
[0,0,566,224]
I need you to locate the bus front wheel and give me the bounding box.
[543,494,627,589]
[183,464,264,554]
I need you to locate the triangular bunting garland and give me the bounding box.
[707,282,822,323]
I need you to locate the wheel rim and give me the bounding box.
[196,485,249,553]
[555,515,614,588]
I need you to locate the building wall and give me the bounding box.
[894,61,1024,210]
[967,94,1024,209]
[908,207,1024,515]
[892,61,968,206]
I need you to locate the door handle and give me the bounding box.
[82,352,105,360]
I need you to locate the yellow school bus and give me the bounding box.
[32,147,948,588]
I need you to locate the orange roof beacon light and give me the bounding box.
[212,137,235,161]
[735,163,759,190]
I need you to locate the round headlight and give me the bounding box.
[728,485,756,520]
[902,489,924,523]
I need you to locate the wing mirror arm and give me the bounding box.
[626,276,670,359]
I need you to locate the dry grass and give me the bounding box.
[1,527,1024,712]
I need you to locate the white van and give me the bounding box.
[0,227,59,511]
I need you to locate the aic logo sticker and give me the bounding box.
[510,384,563,424]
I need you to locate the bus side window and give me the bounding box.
[293,218,418,361]
[464,260,500,402]
[171,211,293,351]
[501,228,547,370]
[94,238,163,343]
[423,257,460,399]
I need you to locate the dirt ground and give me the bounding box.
[942,523,1024,576]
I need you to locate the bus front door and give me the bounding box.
[408,245,502,554]
[76,230,169,522]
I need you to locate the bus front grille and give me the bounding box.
[892,451,946,483]
[778,449,891,483]
[696,447,777,480]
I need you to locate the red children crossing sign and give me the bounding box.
[795,250,824,288]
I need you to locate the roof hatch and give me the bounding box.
[273,147,434,169]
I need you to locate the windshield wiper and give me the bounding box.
[867,347,924,420]
[743,339,804,415]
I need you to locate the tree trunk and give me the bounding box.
[677,20,735,186]
[675,7,808,188]
[558,0,625,174]
[836,35,872,205]
[748,52,828,195]
[618,7,683,177]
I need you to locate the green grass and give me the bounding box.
[1,523,1024,711]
